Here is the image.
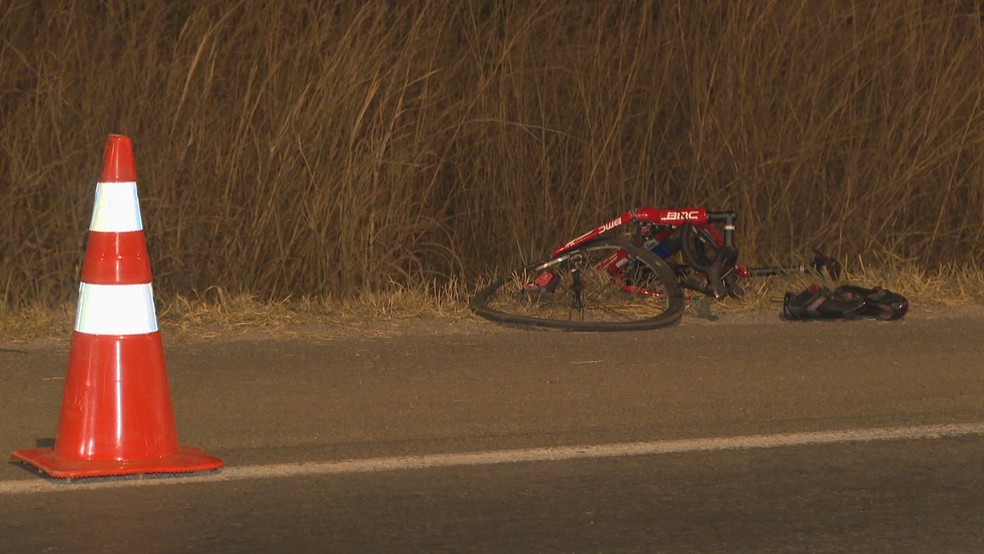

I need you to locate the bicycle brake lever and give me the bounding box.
[682,222,740,300]
[812,249,842,281]
[724,272,744,299]
[706,245,738,300]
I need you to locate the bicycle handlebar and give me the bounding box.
[681,221,740,300]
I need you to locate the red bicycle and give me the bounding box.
[470,207,836,331]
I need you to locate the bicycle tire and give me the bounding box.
[470,237,685,331]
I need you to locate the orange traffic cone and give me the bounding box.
[12,135,223,478]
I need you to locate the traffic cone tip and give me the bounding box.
[99,134,137,182]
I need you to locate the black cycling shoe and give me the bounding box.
[833,285,909,320]
[782,284,867,320]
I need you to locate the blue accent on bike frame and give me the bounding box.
[650,243,674,259]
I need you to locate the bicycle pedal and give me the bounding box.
[522,271,560,294]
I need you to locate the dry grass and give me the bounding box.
[0,281,471,343]
[1,1,982,310]
[707,261,984,318]
[0,265,981,344]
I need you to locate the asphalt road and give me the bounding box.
[2,308,983,552]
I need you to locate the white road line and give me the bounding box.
[4,421,983,495]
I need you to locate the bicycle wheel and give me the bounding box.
[471,237,684,331]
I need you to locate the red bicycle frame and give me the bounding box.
[553,207,751,279]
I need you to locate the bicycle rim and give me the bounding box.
[471,238,684,331]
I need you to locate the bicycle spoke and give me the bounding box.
[471,238,684,331]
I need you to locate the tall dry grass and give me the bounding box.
[1,0,982,308]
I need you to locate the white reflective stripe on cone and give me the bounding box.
[89,182,143,232]
[75,283,159,335]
